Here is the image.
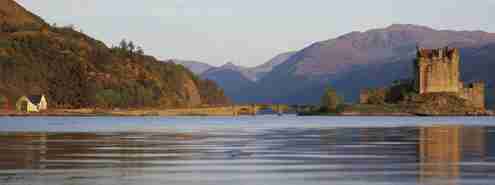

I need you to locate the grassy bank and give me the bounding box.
[299,104,414,116]
[299,103,494,117]
[0,107,238,117]
[342,104,411,114]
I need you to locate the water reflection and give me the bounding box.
[419,126,462,185]
[0,124,495,185]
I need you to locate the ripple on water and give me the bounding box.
[0,117,495,185]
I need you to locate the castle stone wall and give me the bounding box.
[459,82,485,109]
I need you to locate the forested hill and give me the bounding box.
[0,0,229,109]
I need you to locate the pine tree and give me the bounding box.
[119,39,128,51]
[128,41,135,55]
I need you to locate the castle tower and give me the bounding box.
[414,47,486,109]
[414,47,461,94]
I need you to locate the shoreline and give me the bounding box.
[298,111,494,117]
[1,109,494,117]
[0,108,239,117]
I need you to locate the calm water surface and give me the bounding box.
[0,116,494,185]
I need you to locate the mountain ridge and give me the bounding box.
[192,52,295,103]
[177,24,495,106]
[263,24,495,104]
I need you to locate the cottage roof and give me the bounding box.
[27,95,43,104]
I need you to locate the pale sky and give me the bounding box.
[16,0,495,67]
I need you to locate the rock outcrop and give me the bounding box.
[409,93,485,116]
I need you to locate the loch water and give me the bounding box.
[0,116,495,185]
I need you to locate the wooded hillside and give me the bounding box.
[0,0,229,109]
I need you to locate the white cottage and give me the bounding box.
[16,95,48,112]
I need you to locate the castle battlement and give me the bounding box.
[417,47,459,61]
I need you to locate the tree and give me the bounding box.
[321,86,343,112]
[198,79,230,105]
[135,86,153,107]
[0,22,7,32]
[0,95,8,110]
[367,89,386,105]
[95,89,122,108]
[119,39,128,52]
[128,41,135,54]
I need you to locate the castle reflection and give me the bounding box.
[419,126,462,185]
[418,126,492,185]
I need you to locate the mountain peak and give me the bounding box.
[223,62,236,66]
[281,24,495,77]
[384,24,433,31]
[220,62,243,70]
[338,24,435,40]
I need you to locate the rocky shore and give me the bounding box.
[299,111,494,117]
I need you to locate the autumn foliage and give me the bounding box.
[0,6,228,109]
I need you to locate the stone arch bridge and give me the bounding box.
[232,104,291,116]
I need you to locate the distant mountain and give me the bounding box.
[172,60,214,75]
[192,53,296,103]
[192,24,495,106]
[175,51,296,82]
[256,24,495,105]
[277,24,495,77]
[247,51,296,81]
[200,62,256,103]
